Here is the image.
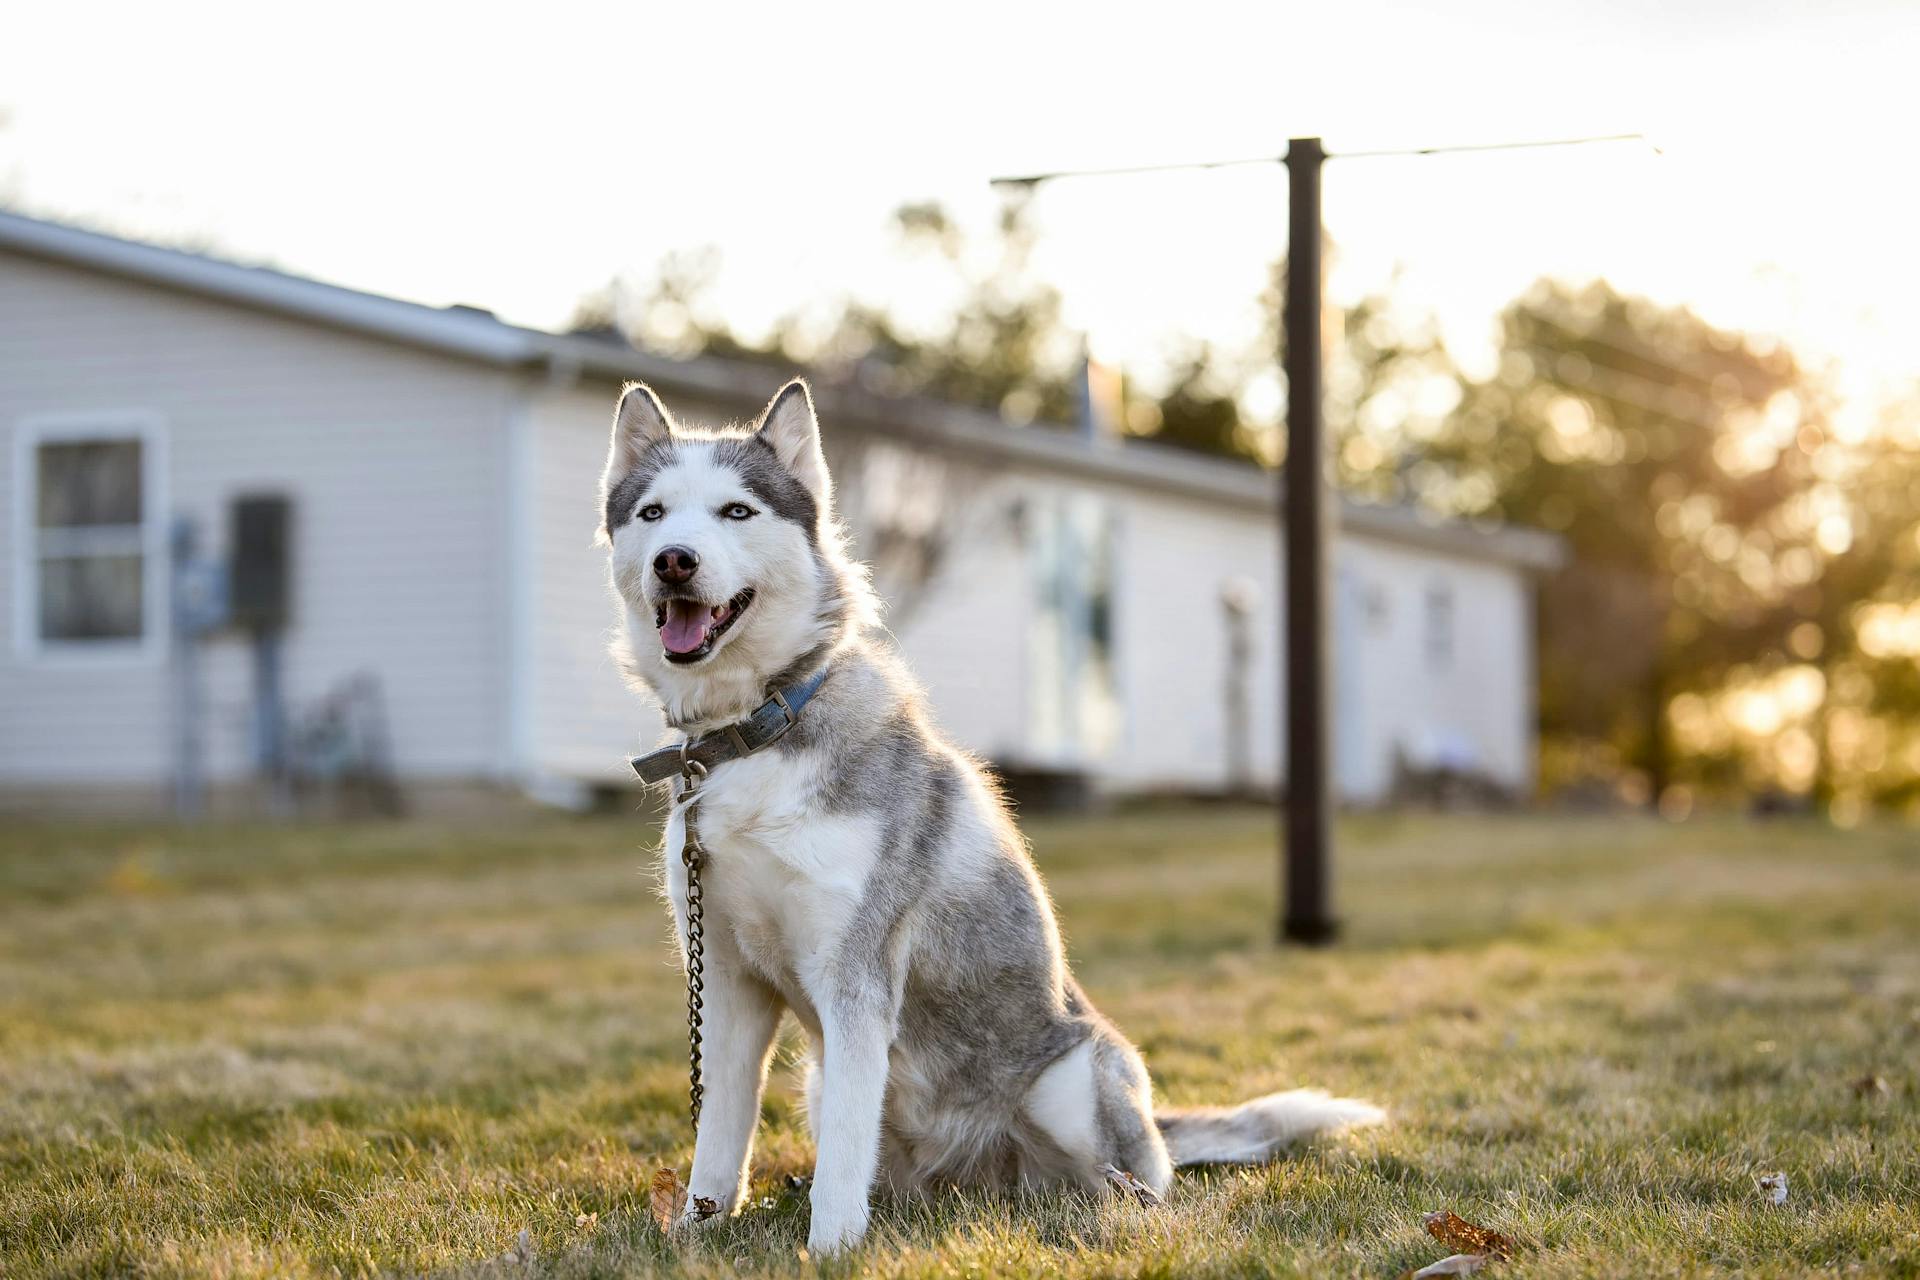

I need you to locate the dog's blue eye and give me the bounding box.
[722,503,756,520]
[639,503,664,522]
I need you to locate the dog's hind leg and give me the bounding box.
[1021,1041,1105,1190]
[1022,1034,1172,1197]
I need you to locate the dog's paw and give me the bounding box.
[670,1195,725,1237]
[651,1168,727,1241]
[1098,1162,1163,1208]
[805,1202,870,1255]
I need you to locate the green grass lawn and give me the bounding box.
[2,807,1916,1278]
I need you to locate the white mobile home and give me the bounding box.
[0,211,1562,811]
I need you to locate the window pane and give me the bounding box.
[1425,584,1454,671]
[39,554,144,640]
[1027,494,1120,759]
[37,440,143,528]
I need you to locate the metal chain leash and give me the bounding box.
[677,759,709,1129]
[636,670,827,1145]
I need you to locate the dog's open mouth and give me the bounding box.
[655,589,755,663]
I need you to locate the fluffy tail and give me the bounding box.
[1154,1089,1386,1167]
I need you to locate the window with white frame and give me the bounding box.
[1027,492,1120,762]
[16,418,164,653]
[1424,580,1455,671]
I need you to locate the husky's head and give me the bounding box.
[598,378,874,727]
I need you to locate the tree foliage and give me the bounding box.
[1406,281,1920,810]
[577,197,1081,427]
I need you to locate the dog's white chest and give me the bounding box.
[668,757,882,1009]
[709,832,816,989]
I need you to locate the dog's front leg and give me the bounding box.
[664,808,782,1226]
[682,953,782,1221]
[806,994,892,1253]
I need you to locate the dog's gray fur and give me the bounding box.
[598,378,1384,1252]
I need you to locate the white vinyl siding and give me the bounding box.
[1336,539,1536,799]
[0,253,515,786]
[890,469,1538,803]
[524,383,668,783]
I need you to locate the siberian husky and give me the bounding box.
[598,379,1384,1252]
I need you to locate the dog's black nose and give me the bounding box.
[653,545,699,584]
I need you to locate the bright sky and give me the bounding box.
[5,1,1917,421]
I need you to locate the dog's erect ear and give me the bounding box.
[607,381,674,476]
[754,379,830,504]
[598,383,675,543]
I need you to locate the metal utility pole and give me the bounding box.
[1280,138,1336,944]
[993,131,1647,948]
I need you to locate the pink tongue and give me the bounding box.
[660,601,712,654]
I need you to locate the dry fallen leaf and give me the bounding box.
[1097,1162,1162,1208]
[1423,1210,1517,1261]
[649,1168,688,1234]
[1407,1254,1489,1278]
[1852,1073,1891,1099]
[1758,1172,1788,1205]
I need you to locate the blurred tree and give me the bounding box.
[572,247,772,364]
[575,197,1080,426]
[1790,405,1920,813]
[1121,260,1458,470]
[1324,287,1460,498]
[1146,342,1259,459]
[819,199,1082,425]
[1408,280,1920,811]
